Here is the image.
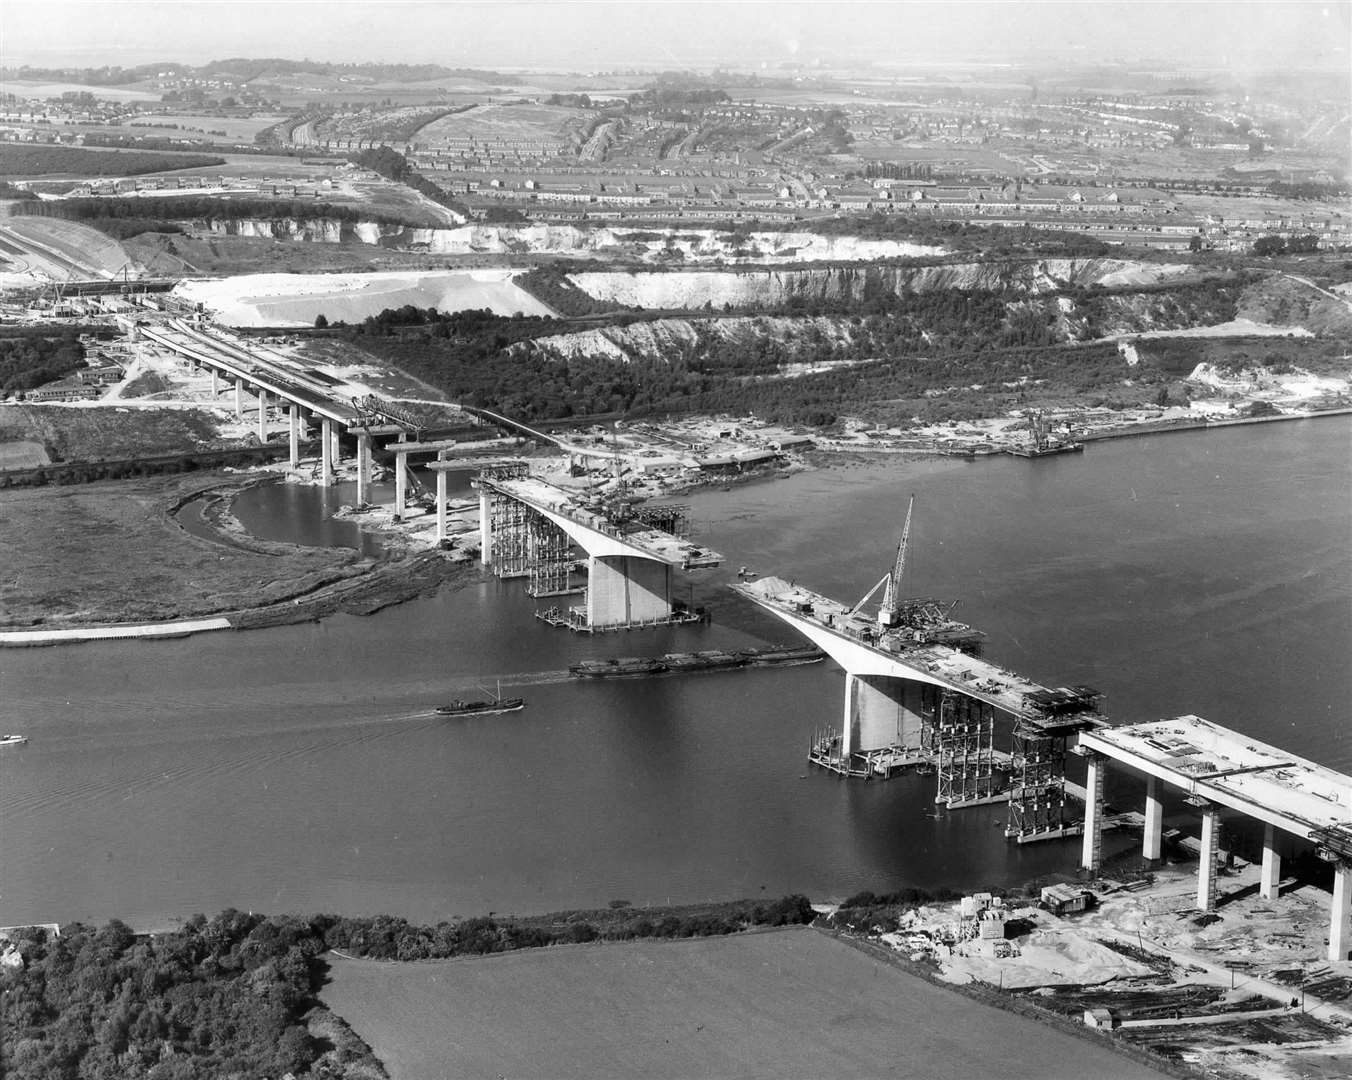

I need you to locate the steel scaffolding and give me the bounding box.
[1005,686,1103,842]
[526,516,578,598]
[931,689,998,808]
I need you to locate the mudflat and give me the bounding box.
[322,927,1167,1080]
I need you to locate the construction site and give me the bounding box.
[473,462,722,633]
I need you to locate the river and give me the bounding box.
[1,418,1347,929]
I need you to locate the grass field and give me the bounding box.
[321,927,1168,1080]
[0,474,364,628]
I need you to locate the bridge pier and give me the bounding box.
[320,419,334,486]
[479,489,493,565]
[394,450,408,520]
[1197,802,1219,912]
[1260,823,1281,901]
[1080,751,1105,873]
[233,378,244,421]
[1143,775,1164,860]
[1332,864,1352,961]
[330,423,341,470]
[355,435,371,507]
[436,468,448,542]
[288,405,300,468]
[211,368,219,396]
[586,555,673,629]
[256,389,268,442]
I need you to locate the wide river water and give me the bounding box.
[1,418,1348,928]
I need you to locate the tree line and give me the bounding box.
[0,333,84,396]
[0,146,224,179]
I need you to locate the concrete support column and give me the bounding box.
[394,452,408,520]
[1080,752,1105,872]
[288,405,299,469]
[256,389,268,442]
[234,379,244,421]
[436,468,448,543]
[211,368,219,395]
[1143,775,1164,861]
[479,489,493,566]
[1330,863,1352,963]
[330,423,341,468]
[355,435,370,507]
[1260,823,1281,901]
[840,675,858,764]
[320,419,334,486]
[1197,804,1219,912]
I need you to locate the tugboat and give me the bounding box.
[435,683,524,716]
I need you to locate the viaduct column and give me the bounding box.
[394,451,408,520]
[233,379,244,421]
[256,389,268,442]
[330,423,341,470]
[320,419,334,486]
[1330,863,1351,962]
[211,368,219,395]
[1143,775,1164,861]
[436,466,448,543]
[1260,823,1281,901]
[1197,802,1219,912]
[355,435,371,507]
[1080,751,1105,873]
[288,405,300,469]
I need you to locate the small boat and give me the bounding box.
[0,734,28,747]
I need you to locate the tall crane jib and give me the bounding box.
[878,494,914,629]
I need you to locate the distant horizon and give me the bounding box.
[1,1,1347,75]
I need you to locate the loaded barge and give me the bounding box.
[569,644,824,679]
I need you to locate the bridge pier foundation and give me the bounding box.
[288,405,299,469]
[320,419,334,486]
[355,435,370,506]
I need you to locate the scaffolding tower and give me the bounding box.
[930,689,999,808]
[1005,686,1103,842]
[526,515,578,598]
[480,463,532,579]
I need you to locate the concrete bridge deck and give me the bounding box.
[732,576,1078,728]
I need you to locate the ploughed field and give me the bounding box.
[321,927,1168,1080]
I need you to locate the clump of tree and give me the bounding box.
[515,265,627,316]
[1252,234,1322,256]
[0,332,84,395]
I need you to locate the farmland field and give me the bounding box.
[416,101,586,146]
[321,927,1168,1080]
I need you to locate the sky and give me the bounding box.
[0,0,1347,73]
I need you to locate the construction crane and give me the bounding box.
[847,494,914,625]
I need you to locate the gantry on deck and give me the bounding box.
[733,575,1105,843]
[474,464,721,632]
